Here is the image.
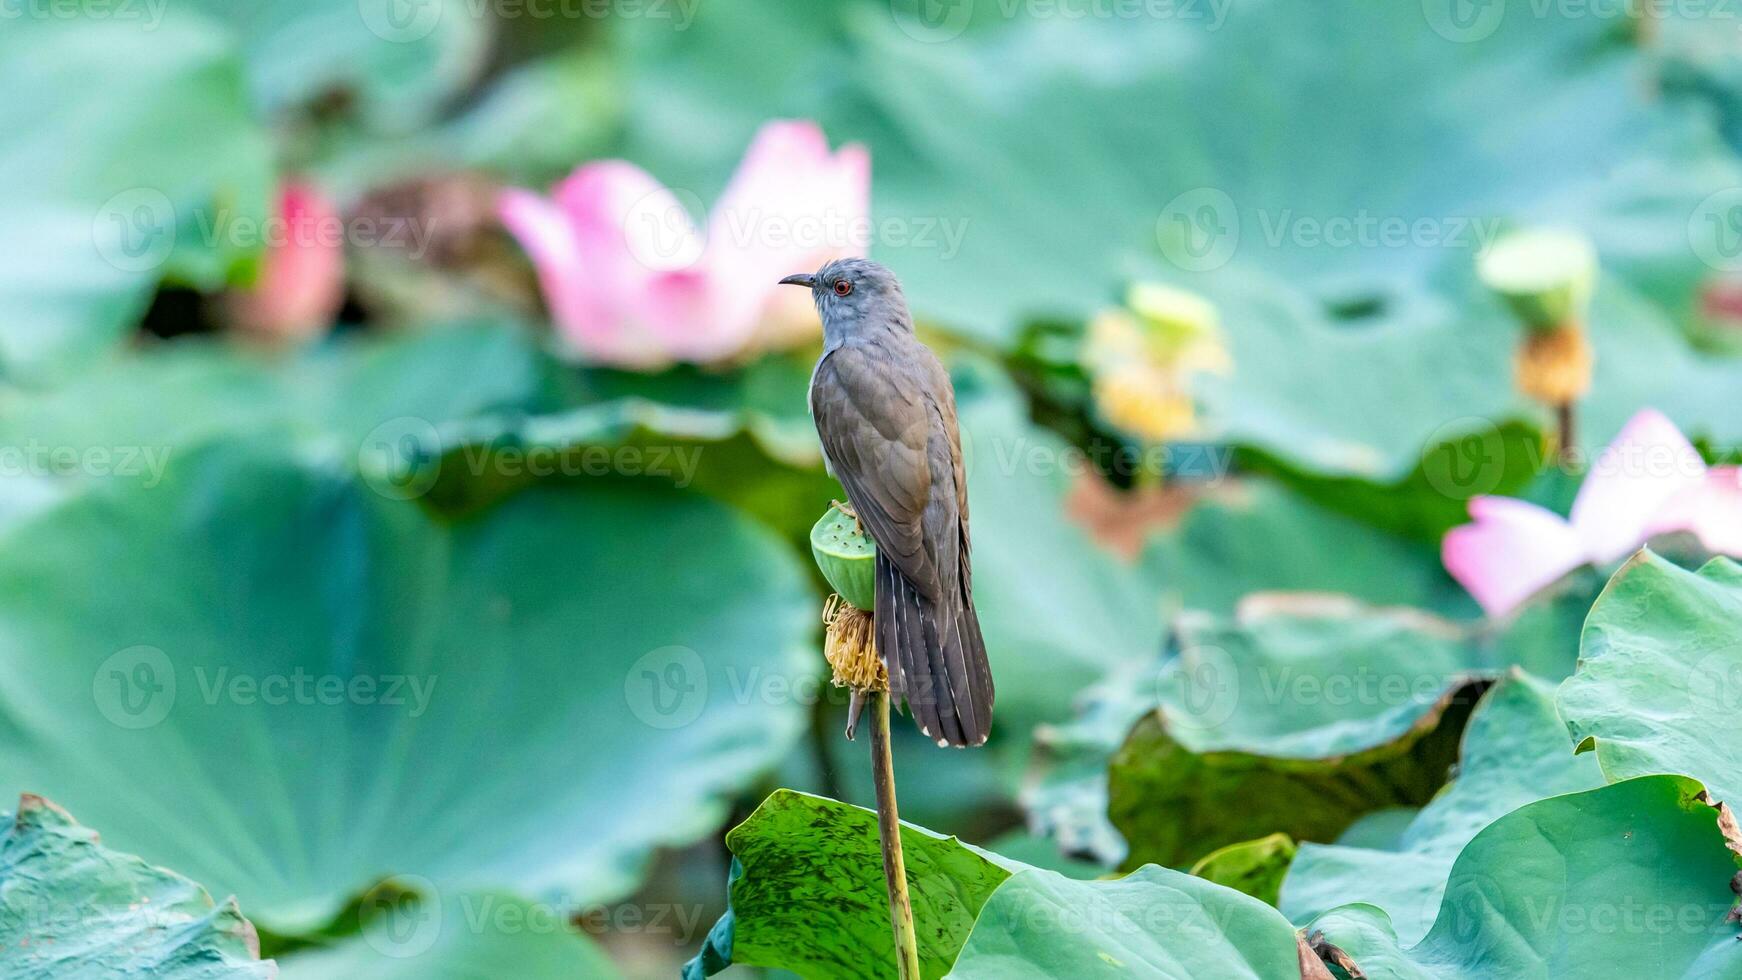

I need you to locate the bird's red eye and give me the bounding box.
[833,279,853,297]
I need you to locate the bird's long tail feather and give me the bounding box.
[875,552,993,747]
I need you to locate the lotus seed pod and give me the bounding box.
[1477,229,1597,333]
[811,505,877,611]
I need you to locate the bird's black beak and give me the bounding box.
[778,273,816,288]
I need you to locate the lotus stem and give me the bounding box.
[1556,400,1577,465]
[868,689,921,980]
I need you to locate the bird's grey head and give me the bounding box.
[778,258,911,346]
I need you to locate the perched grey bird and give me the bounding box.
[780,258,994,747]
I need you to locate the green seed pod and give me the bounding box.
[1476,228,1597,333]
[811,506,877,611]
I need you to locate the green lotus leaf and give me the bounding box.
[277,889,619,980]
[1280,672,1605,943]
[684,789,1024,980]
[416,353,839,536]
[946,865,1303,979]
[1029,551,1594,868]
[0,794,272,979]
[1141,479,1478,616]
[0,11,270,382]
[1235,418,1548,543]
[0,323,551,472]
[1187,834,1296,908]
[1560,551,1742,806]
[1308,775,1742,978]
[1107,596,1489,869]
[0,440,813,936]
[184,0,492,128]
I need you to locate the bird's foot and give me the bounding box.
[830,499,862,536]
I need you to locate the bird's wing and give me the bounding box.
[811,344,938,594]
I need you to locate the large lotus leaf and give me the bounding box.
[1200,276,1742,484]
[1106,596,1489,869]
[0,12,271,381]
[185,0,491,127]
[0,794,271,979]
[414,353,838,536]
[1187,834,1296,908]
[684,789,1024,980]
[1142,479,1477,617]
[946,865,1303,980]
[1024,656,1165,866]
[1560,551,1742,806]
[0,323,552,469]
[319,48,618,195]
[1031,474,1494,862]
[611,0,1742,479]
[1309,775,1742,978]
[277,889,619,980]
[1280,672,1605,944]
[1236,418,1548,543]
[1027,561,1603,870]
[0,440,813,935]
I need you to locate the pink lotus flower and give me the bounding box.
[1443,409,1742,617]
[229,182,346,344]
[498,120,870,369]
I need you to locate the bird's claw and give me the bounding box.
[830,499,862,536]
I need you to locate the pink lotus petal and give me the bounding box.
[230,182,345,343]
[1650,466,1742,555]
[1443,496,1588,618]
[704,121,871,356]
[1569,408,1709,563]
[498,186,595,337]
[554,162,711,365]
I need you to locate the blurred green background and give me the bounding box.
[6,0,1742,977]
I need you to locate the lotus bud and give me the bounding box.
[1478,229,1598,441]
